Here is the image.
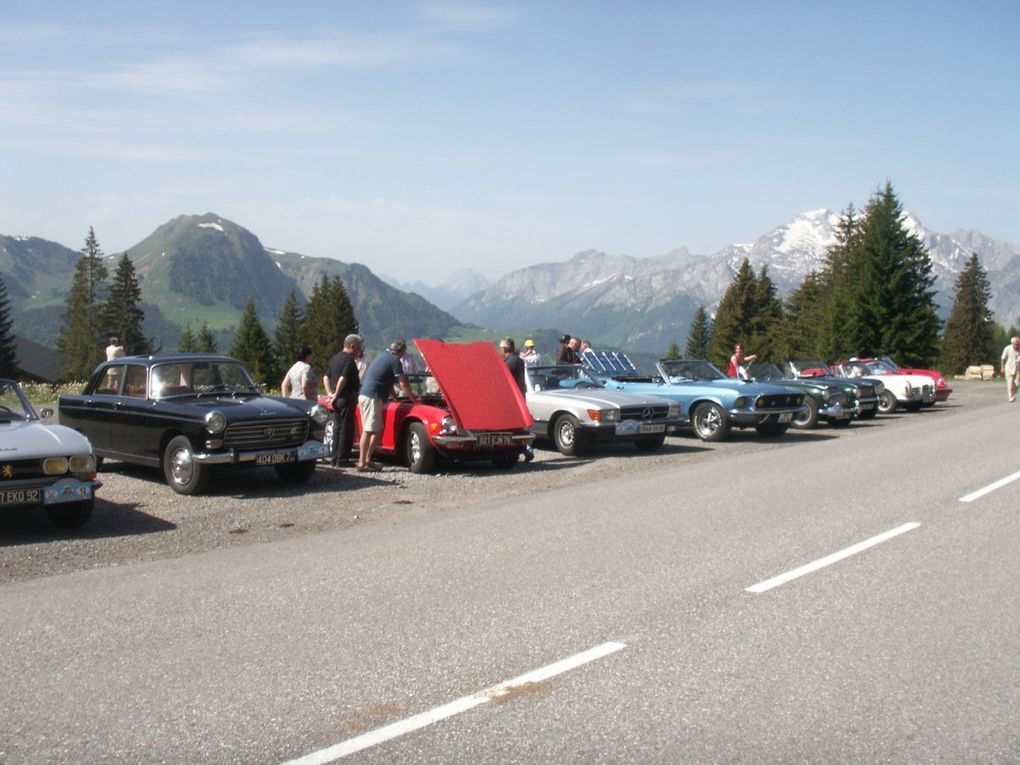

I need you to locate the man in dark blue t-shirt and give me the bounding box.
[357,338,417,471]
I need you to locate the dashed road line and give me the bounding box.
[746,522,921,594]
[959,470,1020,503]
[280,640,627,764]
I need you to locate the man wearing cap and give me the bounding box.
[521,339,542,367]
[324,334,363,466]
[556,334,580,364]
[357,338,418,472]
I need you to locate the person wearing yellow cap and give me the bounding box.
[521,338,542,367]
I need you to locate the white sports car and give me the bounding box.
[828,359,935,413]
[524,365,682,455]
[0,378,100,527]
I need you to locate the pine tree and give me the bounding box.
[685,304,712,359]
[940,253,995,374]
[783,271,826,358]
[301,275,359,376]
[707,259,759,368]
[273,289,305,374]
[818,204,861,360]
[230,298,277,385]
[664,341,681,359]
[103,253,151,356]
[0,274,17,377]
[197,321,217,353]
[56,227,109,381]
[748,265,784,359]
[178,323,198,352]
[849,182,941,364]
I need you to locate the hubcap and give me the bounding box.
[698,407,720,434]
[410,431,423,464]
[169,448,194,485]
[558,420,575,446]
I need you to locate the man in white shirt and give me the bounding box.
[1001,336,1020,402]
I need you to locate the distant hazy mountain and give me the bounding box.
[2,214,469,350]
[453,209,1020,353]
[380,267,491,312]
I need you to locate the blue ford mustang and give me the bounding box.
[582,354,805,442]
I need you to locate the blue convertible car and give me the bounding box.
[582,353,805,441]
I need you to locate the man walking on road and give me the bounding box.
[1001,336,1020,402]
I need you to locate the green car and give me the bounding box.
[748,363,854,429]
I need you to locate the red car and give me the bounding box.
[322,339,534,473]
[835,356,952,405]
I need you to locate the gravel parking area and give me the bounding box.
[0,380,998,584]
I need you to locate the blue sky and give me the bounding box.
[2,1,1017,284]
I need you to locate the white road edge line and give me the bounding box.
[746,522,921,594]
[280,641,627,765]
[959,469,1020,502]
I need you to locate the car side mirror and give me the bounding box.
[40,407,54,419]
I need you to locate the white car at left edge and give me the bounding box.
[0,378,101,527]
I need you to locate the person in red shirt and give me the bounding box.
[727,343,757,379]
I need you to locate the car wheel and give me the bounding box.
[491,452,518,469]
[858,407,878,420]
[275,460,317,483]
[634,434,666,452]
[755,421,789,437]
[404,422,437,473]
[792,397,819,429]
[691,402,731,442]
[552,414,588,456]
[877,390,898,414]
[163,435,209,495]
[45,498,93,528]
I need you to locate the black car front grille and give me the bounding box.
[223,419,309,450]
[0,459,46,481]
[755,394,802,410]
[619,405,671,421]
[857,385,875,398]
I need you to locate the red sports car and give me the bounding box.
[322,339,534,473]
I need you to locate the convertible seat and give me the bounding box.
[414,339,533,431]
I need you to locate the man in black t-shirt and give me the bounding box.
[324,334,363,466]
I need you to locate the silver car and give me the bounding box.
[524,365,682,456]
[0,379,100,527]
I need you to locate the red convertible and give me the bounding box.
[322,339,534,473]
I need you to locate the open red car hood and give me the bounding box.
[414,339,533,431]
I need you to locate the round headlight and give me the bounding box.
[43,457,69,475]
[441,415,457,434]
[822,387,833,402]
[873,381,885,394]
[309,403,329,425]
[205,410,226,434]
[68,454,95,473]
[734,396,749,408]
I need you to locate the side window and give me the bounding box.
[95,366,124,395]
[124,365,147,398]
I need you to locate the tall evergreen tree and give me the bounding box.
[273,289,305,374]
[178,323,198,352]
[707,259,758,368]
[685,304,712,359]
[782,271,826,358]
[0,275,17,378]
[103,253,151,356]
[818,204,861,360]
[197,321,217,353]
[230,298,276,385]
[664,340,681,359]
[940,253,995,374]
[748,265,784,360]
[847,182,940,364]
[57,227,109,381]
[301,275,359,376]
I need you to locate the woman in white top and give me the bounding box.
[281,345,317,400]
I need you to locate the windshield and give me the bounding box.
[658,359,726,382]
[788,360,832,377]
[525,365,604,392]
[0,380,35,421]
[151,361,258,398]
[864,360,898,375]
[748,362,785,381]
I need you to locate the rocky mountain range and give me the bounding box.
[452,209,1020,352]
[4,209,1018,357]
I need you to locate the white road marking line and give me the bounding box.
[746,522,921,594]
[959,470,1020,502]
[280,641,627,765]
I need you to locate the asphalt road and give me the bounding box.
[1,382,1018,763]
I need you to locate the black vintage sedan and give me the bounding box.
[59,354,330,495]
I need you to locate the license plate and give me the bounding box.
[0,488,41,505]
[860,402,875,410]
[256,452,295,466]
[639,423,665,434]
[778,412,793,423]
[477,433,512,448]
